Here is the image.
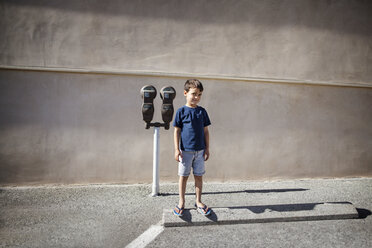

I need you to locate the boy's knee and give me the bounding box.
[179,176,189,181]
[194,175,203,180]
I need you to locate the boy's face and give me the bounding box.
[184,87,202,108]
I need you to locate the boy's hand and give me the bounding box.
[175,149,182,162]
[204,148,210,161]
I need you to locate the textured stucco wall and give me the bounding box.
[1,69,371,185]
[0,0,372,185]
[1,0,372,85]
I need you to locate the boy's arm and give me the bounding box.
[204,126,210,161]
[174,127,182,162]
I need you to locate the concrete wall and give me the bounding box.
[0,0,371,185]
[1,69,371,185]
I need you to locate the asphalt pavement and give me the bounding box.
[1,178,371,247]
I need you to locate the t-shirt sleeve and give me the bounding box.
[173,109,183,128]
[203,109,211,127]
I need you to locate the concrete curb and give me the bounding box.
[163,202,359,227]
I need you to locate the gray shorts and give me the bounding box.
[178,150,205,177]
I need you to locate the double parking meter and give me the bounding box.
[140,85,157,129]
[140,85,176,196]
[140,85,176,130]
[160,86,176,130]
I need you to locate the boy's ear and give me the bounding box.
[183,90,188,96]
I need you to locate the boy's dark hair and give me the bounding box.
[184,79,204,92]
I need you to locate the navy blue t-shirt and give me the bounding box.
[173,105,211,151]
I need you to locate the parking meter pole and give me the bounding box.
[152,127,160,197]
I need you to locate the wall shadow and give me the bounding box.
[226,202,322,213]
[218,201,354,214]
[159,188,309,196]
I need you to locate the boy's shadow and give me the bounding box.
[178,208,218,223]
[205,209,218,222]
[178,209,192,223]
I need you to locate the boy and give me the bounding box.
[173,79,211,216]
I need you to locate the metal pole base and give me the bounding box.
[151,127,160,197]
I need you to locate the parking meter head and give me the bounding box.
[160,86,176,128]
[141,85,157,102]
[140,85,157,126]
[160,86,176,103]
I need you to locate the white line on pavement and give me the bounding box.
[125,221,164,248]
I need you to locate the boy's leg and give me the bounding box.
[195,175,211,215]
[178,151,192,208]
[194,175,204,207]
[178,176,188,208]
[193,150,206,208]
